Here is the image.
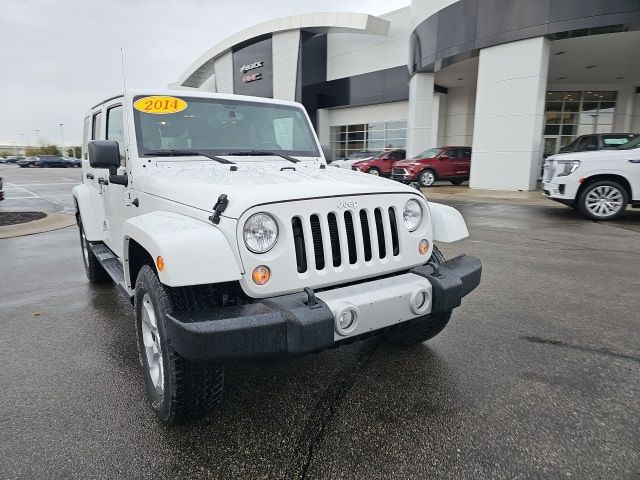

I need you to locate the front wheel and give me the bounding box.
[418,169,436,187]
[367,168,380,176]
[134,265,224,424]
[578,180,628,221]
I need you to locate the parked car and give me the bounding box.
[3,156,24,164]
[352,149,406,176]
[74,90,481,424]
[0,176,4,201]
[543,136,640,220]
[559,133,638,154]
[18,155,68,168]
[330,150,376,169]
[62,157,82,167]
[391,146,472,187]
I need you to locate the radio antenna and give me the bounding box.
[120,47,127,91]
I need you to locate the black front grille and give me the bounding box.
[392,168,406,175]
[292,208,400,273]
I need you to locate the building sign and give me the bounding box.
[232,36,273,98]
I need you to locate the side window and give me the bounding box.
[82,117,90,159]
[462,148,472,158]
[578,136,597,150]
[92,112,102,140]
[446,148,459,158]
[106,105,125,164]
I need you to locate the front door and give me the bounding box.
[100,101,130,258]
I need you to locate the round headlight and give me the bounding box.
[403,199,423,232]
[243,213,278,253]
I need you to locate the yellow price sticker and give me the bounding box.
[133,96,188,114]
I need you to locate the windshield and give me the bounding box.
[616,136,640,150]
[413,147,442,159]
[133,96,320,158]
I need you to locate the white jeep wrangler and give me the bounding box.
[73,90,481,424]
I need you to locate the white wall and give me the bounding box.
[326,101,408,126]
[470,37,550,191]
[406,73,434,157]
[432,92,447,148]
[272,30,301,101]
[213,51,233,94]
[443,85,475,146]
[326,8,411,80]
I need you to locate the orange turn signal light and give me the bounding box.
[252,265,271,285]
[156,256,165,272]
[418,239,430,255]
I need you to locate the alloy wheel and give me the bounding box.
[140,293,164,395]
[585,185,623,218]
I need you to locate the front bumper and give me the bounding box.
[542,180,578,206]
[165,255,481,363]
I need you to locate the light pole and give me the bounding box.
[20,133,25,155]
[35,129,40,145]
[59,123,65,157]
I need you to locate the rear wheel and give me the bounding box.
[418,169,436,187]
[78,219,110,284]
[578,180,628,221]
[134,265,224,424]
[367,167,380,176]
[383,246,451,345]
[450,179,464,185]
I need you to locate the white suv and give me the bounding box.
[542,136,640,220]
[73,90,481,424]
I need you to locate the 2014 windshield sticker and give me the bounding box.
[133,96,187,114]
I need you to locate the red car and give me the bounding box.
[391,146,472,187]
[351,149,406,176]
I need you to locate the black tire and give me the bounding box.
[78,219,110,284]
[383,245,452,345]
[418,169,436,187]
[134,265,224,425]
[578,180,628,221]
[367,167,380,176]
[450,179,464,185]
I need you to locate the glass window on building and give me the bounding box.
[543,91,617,158]
[330,120,407,160]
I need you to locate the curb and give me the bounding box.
[419,188,562,208]
[0,212,76,239]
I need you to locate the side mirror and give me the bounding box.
[88,140,127,186]
[88,140,120,174]
[321,144,333,164]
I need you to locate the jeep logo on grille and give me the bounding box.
[337,200,358,209]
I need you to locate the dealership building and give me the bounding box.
[172,0,640,190]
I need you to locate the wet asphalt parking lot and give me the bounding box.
[1,166,639,479]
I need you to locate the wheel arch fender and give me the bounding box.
[577,171,634,200]
[72,184,106,242]
[123,211,242,289]
[427,202,469,243]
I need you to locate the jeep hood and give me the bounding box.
[141,161,418,218]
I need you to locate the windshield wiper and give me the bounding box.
[225,150,299,164]
[143,150,235,164]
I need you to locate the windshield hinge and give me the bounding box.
[209,194,229,225]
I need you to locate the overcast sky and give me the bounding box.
[0,0,409,148]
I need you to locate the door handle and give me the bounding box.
[628,159,640,164]
[86,173,94,179]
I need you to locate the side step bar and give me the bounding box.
[88,242,132,299]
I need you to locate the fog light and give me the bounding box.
[156,256,165,272]
[418,239,429,255]
[410,288,431,315]
[335,306,358,336]
[252,265,271,285]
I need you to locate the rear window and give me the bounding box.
[602,135,634,146]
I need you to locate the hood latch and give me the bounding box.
[209,194,229,224]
